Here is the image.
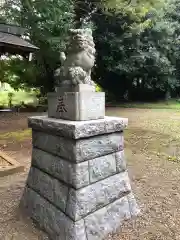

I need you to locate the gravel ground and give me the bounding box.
[0,109,180,240]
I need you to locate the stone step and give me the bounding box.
[31,148,127,189]
[22,186,139,240]
[32,130,124,163]
[28,115,128,139]
[22,115,140,240]
[27,167,132,221]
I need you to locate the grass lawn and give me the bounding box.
[115,100,180,109]
[0,90,37,107]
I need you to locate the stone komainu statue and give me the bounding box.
[55,28,96,86]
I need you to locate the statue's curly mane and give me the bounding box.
[55,28,96,86]
[67,28,95,53]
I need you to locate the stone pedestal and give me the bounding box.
[21,115,140,240]
[48,84,105,121]
[47,91,105,121]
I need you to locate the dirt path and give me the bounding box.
[0,113,48,239]
[108,108,180,240]
[0,109,180,239]
[0,153,48,240]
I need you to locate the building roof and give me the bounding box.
[0,23,26,36]
[0,32,39,53]
[0,23,39,55]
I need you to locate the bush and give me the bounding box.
[96,84,103,92]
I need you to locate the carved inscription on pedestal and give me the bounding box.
[56,96,67,113]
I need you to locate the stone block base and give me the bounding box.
[21,116,140,240]
[47,91,105,121]
[22,186,139,240]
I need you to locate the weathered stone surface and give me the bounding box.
[128,192,141,217]
[66,171,131,221]
[32,148,89,189]
[74,84,96,92]
[69,161,89,189]
[56,28,96,86]
[56,84,96,93]
[48,91,105,121]
[27,167,68,212]
[89,153,117,183]
[32,131,124,162]
[32,131,75,161]
[22,187,87,240]
[28,116,128,139]
[84,195,132,240]
[22,27,140,240]
[115,151,127,172]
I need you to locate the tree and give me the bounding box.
[92,0,178,101]
[1,0,75,94]
[165,0,180,97]
[74,0,165,28]
[1,0,178,101]
[2,0,157,93]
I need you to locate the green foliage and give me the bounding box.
[1,0,75,93]
[101,0,162,19]
[0,89,36,107]
[1,0,180,101]
[75,0,165,31]
[74,0,179,101]
[166,0,180,86]
[0,57,36,89]
[92,0,179,101]
[95,84,103,92]
[102,0,162,8]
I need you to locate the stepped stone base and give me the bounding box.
[21,116,140,240]
[22,187,138,240]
